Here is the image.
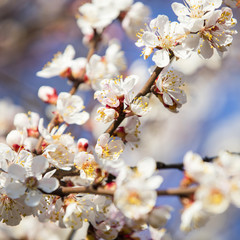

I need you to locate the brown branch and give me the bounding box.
[48,186,197,198]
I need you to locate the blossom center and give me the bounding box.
[25,176,39,189]
[127,191,141,205]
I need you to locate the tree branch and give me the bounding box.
[48,186,197,198]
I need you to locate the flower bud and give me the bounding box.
[14,113,29,129]
[38,86,58,104]
[77,138,89,152]
[6,130,27,151]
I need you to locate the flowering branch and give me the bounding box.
[105,66,165,136]
[35,32,101,154]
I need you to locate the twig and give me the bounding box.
[156,156,216,171]
[48,186,197,198]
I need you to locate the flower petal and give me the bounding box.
[38,178,59,193]
[24,190,42,207]
[6,182,26,199]
[152,50,170,68]
[31,156,49,177]
[8,164,26,181]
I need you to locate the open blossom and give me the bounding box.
[57,92,89,125]
[87,41,127,90]
[95,133,125,175]
[36,45,87,79]
[36,45,75,78]
[155,69,187,112]
[95,75,138,108]
[74,152,99,186]
[77,1,118,36]
[5,156,59,207]
[172,0,223,32]
[182,7,237,58]
[96,107,118,123]
[136,14,189,67]
[114,158,163,219]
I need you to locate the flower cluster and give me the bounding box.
[181,151,240,231]
[0,0,239,239]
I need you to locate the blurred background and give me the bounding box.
[0,0,240,239]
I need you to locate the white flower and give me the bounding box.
[155,69,187,111]
[114,116,140,144]
[94,75,138,108]
[195,182,230,214]
[96,107,118,123]
[122,2,151,39]
[38,118,68,144]
[77,1,119,36]
[172,0,223,32]
[38,86,58,104]
[95,133,125,175]
[57,92,89,125]
[182,7,237,59]
[6,156,59,207]
[74,152,98,186]
[114,157,163,219]
[36,45,75,78]
[114,179,157,220]
[183,151,224,184]
[87,41,127,90]
[44,143,76,170]
[136,15,189,67]
[126,95,151,117]
[63,195,96,229]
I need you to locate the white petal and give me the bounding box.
[146,176,163,189]
[31,156,49,177]
[152,50,170,68]
[8,164,26,181]
[141,32,159,47]
[163,93,173,106]
[137,157,156,178]
[171,2,189,17]
[65,111,89,125]
[6,183,26,199]
[38,178,59,193]
[24,190,42,207]
[199,40,214,59]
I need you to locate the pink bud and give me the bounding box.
[77,138,89,152]
[38,86,58,104]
